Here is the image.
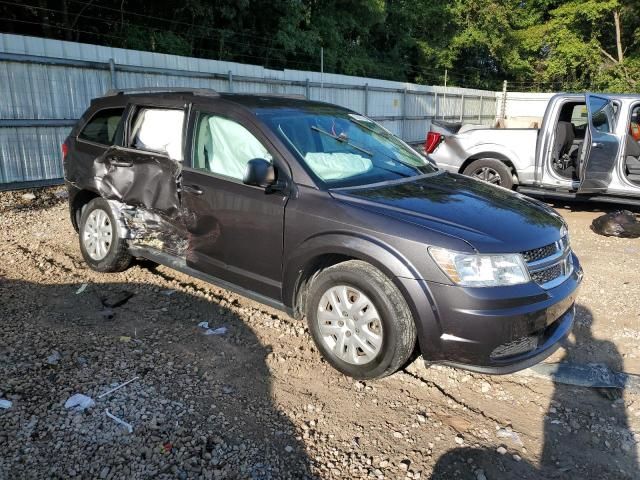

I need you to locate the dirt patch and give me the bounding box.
[0,188,638,479]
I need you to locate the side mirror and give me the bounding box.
[243,158,276,188]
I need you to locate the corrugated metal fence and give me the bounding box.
[0,34,499,188]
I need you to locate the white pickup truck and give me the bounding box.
[427,93,640,206]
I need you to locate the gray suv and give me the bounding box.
[64,88,583,379]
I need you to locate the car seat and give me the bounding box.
[625,134,640,183]
[553,121,576,172]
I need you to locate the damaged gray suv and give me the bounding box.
[65,88,583,379]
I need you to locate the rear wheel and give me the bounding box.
[305,260,417,379]
[463,158,514,189]
[79,198,132,272]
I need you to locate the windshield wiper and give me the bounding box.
[310,125,373,157]
[347,117,432,174]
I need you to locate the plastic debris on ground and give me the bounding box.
[99,290,135,308]
[64,393,96,411]
[98,376,139,399]
[46,351,61,365]
[523,362,640,394]
[197,321,228,336]
[105,409,133,433]
[496,427,523,446]
[591,210,640,238]
[0,399,12,409]
[75,283,88,294]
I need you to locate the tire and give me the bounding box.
[78,197,132,272]
[305,260,417,379]
[463,158,514,189]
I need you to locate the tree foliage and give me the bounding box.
[1,0,639,91]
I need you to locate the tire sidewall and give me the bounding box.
[78,198,122,272]
[464,158,514,189]
[306,267,403,379]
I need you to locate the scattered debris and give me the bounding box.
[21,192,36,201]
[591,210,640,238]
[100,290,135,309]
[75,283,88,295]
[0,399,12,409]
[46,351,61,365]
[98,376,140,399]
[197,321,228,336]
[160,442,173,454]
[524,362,640,393]
[496,446,507,455]
[105,409,133,433]
[119,336,132,343]
[160,289,176,297]
[99,308,115,320]
[496,427,523,446]
[64,393,95,411]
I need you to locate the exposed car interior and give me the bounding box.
[550,102,587,180]
[625,106,640,186]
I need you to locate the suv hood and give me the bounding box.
[330,172,565,253]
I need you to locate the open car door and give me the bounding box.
[578,94,620,192]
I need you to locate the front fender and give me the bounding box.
[282,232,441,354]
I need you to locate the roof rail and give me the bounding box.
[243,93,307,100]
[105,87,219,97]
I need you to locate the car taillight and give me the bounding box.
[61,142,69,162]
[425,131,443,154]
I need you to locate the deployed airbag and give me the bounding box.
[304,152,372,181]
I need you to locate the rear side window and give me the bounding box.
[78,108,124,145]
[130,108,185,161]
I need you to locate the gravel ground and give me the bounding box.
[0,187,639,480]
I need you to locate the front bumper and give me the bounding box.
[400,253,583,374]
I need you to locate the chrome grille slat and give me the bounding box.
[522,236,572,289]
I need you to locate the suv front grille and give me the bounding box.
[530,263,562,284]
[522,236,572,289]
[522,243,557,263]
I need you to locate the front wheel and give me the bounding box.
[463,158,514,189]
[305,260,417,379]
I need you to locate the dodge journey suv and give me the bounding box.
[64,88,583,379]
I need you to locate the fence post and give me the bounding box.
[460,94,465,122]
[108,58,117,89]
[434,92,438,119]
[500,80,508,120]
[228,70,233,93]
[401,88,407,140]
[479,95,483,121]
[305,78,310,99]
[364,83,369,115]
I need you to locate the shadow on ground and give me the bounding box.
[0,277,313,479]
[430,305,638,479]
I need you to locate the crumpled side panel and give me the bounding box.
[92,146,182,215]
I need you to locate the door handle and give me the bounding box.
[110,158,133,167]
[591,142,603,149]
[183,184,203,195]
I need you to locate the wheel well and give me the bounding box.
[292,254,356,320]
[459,153,519,184]
[71,190,100,231]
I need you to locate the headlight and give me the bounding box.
[429,247,529,287]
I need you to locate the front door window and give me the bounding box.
[193,113,272,180]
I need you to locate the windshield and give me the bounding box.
[257,107,437,188]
